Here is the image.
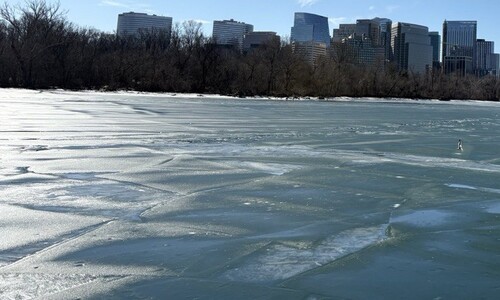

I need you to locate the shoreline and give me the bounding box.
[1,87,500,105]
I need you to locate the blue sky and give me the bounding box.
[3,0,500,51]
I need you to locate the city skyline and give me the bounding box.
[2,0,500,52]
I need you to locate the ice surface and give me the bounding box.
[446,183,478,190]
[446,183,500,194]
[391,210,453,227]
[0,177,173,220]
[1,89,500,299]
[0,204,106,267]
[222,225,388,282]
[486,202,500,214]
[0,273,100,300]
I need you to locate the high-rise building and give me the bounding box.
[429,32,441,69]
[491,54,500,77]
[373,18,393,61]
[443,56,473,76]
[292,41,327,65]
[373,18,392,34]
[476,39,496,76]
[333,18,391,65]
[213,19,254,51]
[356,19,381,46]
[243,32,280,53]
[117,12,173,37]
[442,20,477,75]
[391,22,433,73]
[332,24,356,43]
[291,13,330,47]
[338,36,386,67]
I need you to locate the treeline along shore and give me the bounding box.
[1,1,500,101]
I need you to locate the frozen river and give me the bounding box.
[1,89,500,299]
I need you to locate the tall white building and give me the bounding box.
[213,19,254,50]
[117,12,173,37]
[391,22,433,74]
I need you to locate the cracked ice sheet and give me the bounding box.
[222,225,388,283]
[1,218,248,273]
[0,273,104,300]
[0,219,245,299]
[0,175,175,221]
[0,223,170,299]
[1,144,176,176]
[0,204,107,267]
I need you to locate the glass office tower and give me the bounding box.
[429,31,441,69]
[442,21,477,58]
[291,13,330,47]
[442,20,477,74]
[391,22,433,73]
[476,39,495,76]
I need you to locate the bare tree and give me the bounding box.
[0,19,5,53]
[1,0,69,87]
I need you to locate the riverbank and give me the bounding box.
[3,88,500,106]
